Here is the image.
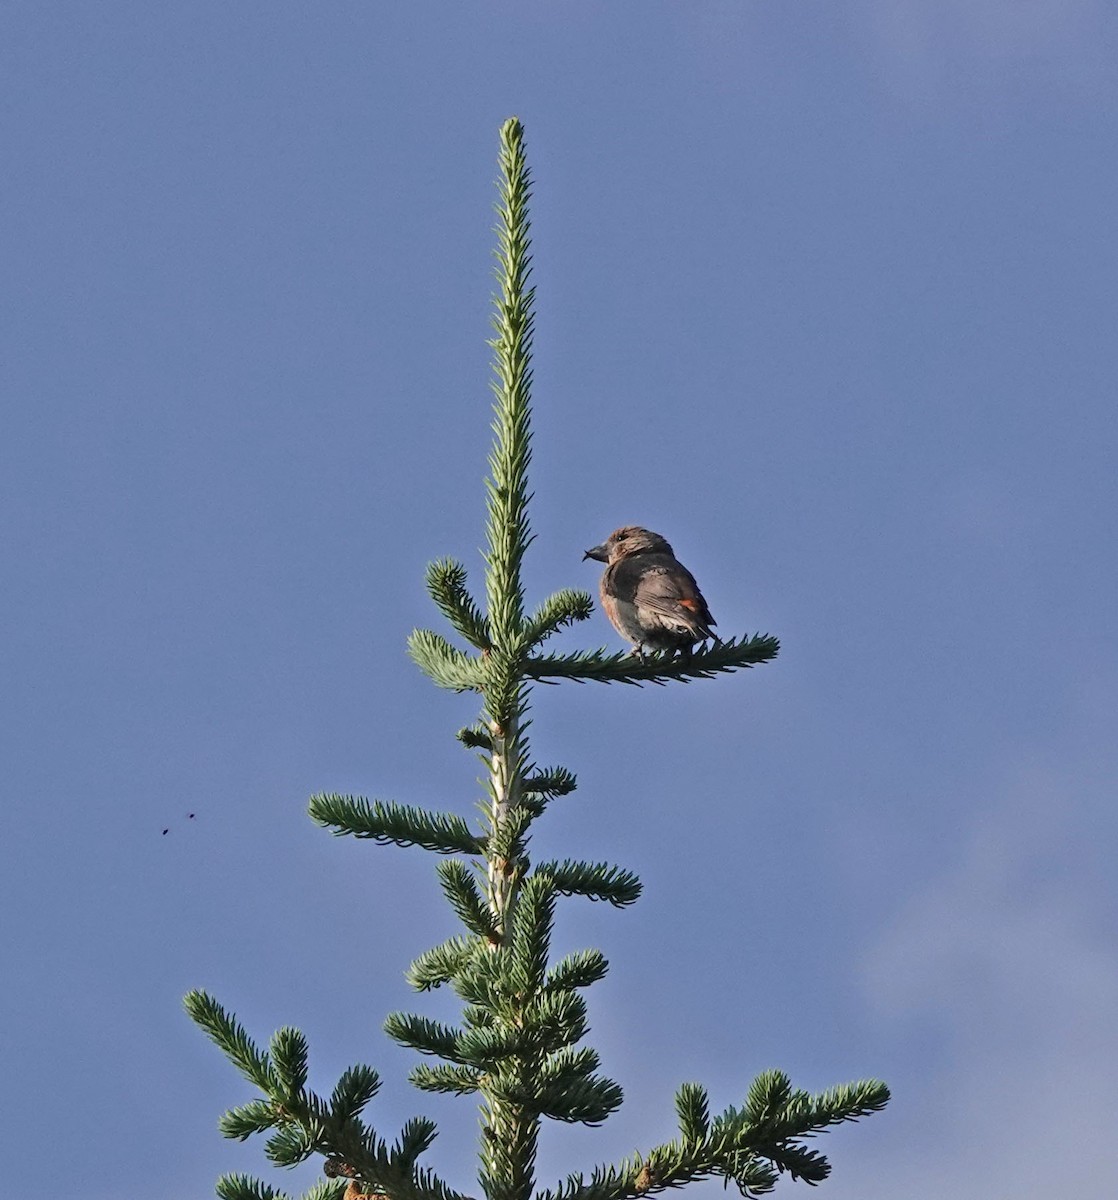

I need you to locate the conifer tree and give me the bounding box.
[186,117,888,1200]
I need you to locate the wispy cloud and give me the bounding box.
[836,723,1118,1198]
[687,2,1116,104]
[864,0,1116,97]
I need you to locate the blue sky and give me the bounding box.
[3,4,1117,1198]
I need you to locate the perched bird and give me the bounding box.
[583,526,718,658]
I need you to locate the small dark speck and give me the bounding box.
[188,813,195,819]
[162,829,169,835]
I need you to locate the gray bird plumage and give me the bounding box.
[584,526,717,657]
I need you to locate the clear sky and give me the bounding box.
[3,4,1117,1198]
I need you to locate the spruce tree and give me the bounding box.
[186,117,888,1200]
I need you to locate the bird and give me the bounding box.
[583,526,718,658]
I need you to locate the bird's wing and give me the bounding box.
[627,555,717,633]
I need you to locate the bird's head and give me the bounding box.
[583,526,674,564]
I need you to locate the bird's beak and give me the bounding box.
[583,544,609,563]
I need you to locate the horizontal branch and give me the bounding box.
[523,766,577,799]
[408,629,485,692]
[456,724,493,752]
[535,1074,890,1200]
[410,1062,482,1096]
[523,634,780,687]
[536,860,642,908]
[308,794,485,856]
[544,949,609,992]
[406,935,482,992]
[383,1012,464,1060]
